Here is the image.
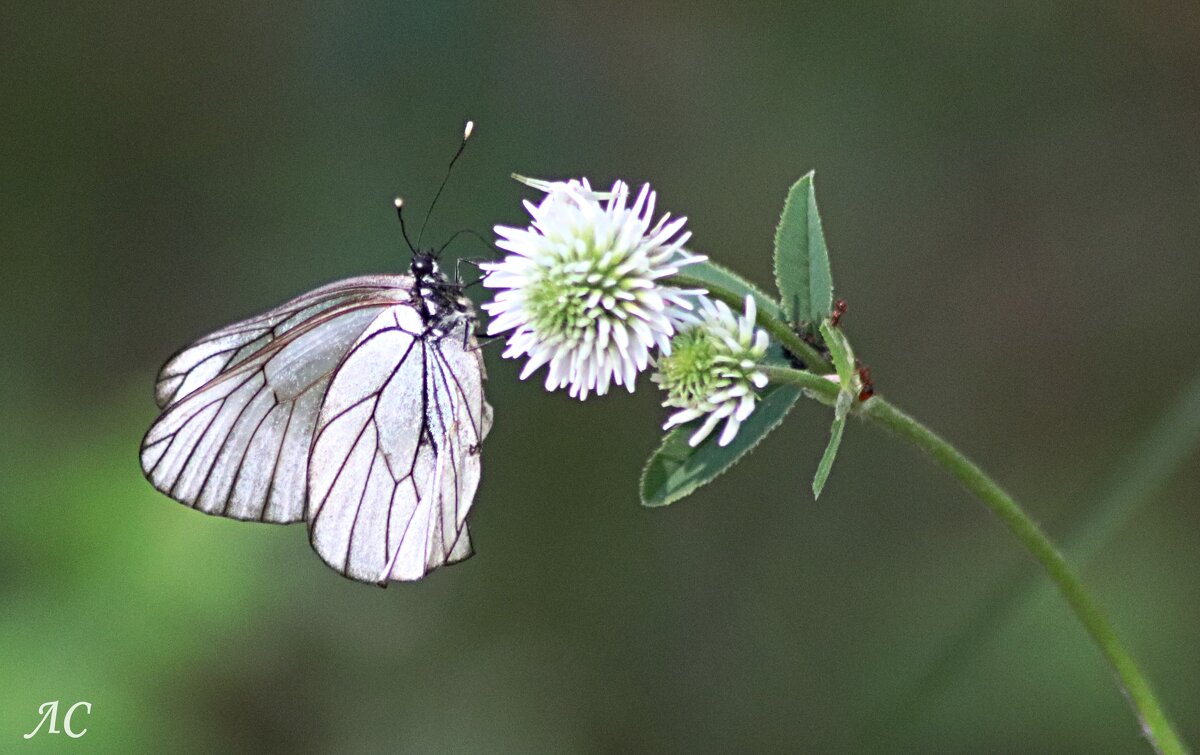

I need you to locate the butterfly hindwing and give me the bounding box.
[307,305,492,583]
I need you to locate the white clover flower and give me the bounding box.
[653,294,771,447]
[482,176,705,399]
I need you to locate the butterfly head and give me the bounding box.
[410,251,439,281]
[395,198,447,283]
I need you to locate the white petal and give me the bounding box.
[717,415,742,446]
[688,413,722,447]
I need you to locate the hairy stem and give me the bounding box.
[759,365,840,400]
[765,366,1187,754]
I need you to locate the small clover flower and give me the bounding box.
[654,294,770,447]
[482,177,705,399]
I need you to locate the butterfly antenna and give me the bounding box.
[394,198,417,254]
[417,119,474,250]
[436,228,495,257]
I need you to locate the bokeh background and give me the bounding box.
[4,1,1200,751]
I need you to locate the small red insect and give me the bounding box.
[830,298,848,327]
[855,360,875,402]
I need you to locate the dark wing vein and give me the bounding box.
[156,285,411,410]
[428,347,463,535]
[257,400,296,522]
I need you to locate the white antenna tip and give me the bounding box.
[463,120,474,140]
[394,197,404,208]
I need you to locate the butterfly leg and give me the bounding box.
[462,322,500,351]
[455,257,498,290]
[467,336,501,352]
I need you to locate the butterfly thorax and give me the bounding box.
[411,252,471,338]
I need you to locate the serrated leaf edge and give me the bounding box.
[812,411,846,499]
[640,385,803,507]
[772,171,815,326]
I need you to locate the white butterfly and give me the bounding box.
[140,250,492,585]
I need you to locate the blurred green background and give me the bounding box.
[4,1,1200,751]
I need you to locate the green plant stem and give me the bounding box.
[667,274,833,373]
[765,365,1187,755]
[760,365,840,401]
[877,367,1200,739]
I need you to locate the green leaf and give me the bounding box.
[812,415,846,498]
[812,391,853,498]
[773,171,834,332]
[834,384,853,422]
[641,384,803,507]
[819,319,855,389]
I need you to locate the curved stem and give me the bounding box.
[766,367,1187,754]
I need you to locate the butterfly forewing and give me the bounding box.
[307,307,491,583]
[141,277,413,523]
[152,276,416,409]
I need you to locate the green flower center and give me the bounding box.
[525,241,636,341]
[657,329,727,406]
